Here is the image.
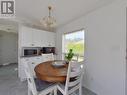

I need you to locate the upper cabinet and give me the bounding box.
[20,26,56,47]
[20,27,33,47]
[46,32,55,47]
[32,29,43,47]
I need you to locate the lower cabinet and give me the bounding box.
[19,54,55,81]
[19,56,43,80]
[42,54,54,62]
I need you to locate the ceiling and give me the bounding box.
[0,0,116,32]
[15,0,116,28]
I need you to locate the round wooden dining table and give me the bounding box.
[34,60,68,82]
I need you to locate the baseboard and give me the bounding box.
[2,63,11,66]
[0,62,17,67]
[0,64,3,68]
[83,85,97,95]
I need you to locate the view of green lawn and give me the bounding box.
[65,40,85,62]
[66,40,84,55]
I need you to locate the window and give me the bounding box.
[63,29,85,62]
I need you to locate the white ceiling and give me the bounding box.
[16,0,116,28]
[0,0,116,32]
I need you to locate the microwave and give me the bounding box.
[41,47,55,54]
[22,47,40,56]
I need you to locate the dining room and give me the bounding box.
[18,25,90,95]
[0,0,126,95]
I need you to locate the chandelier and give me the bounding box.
[40,6,56,28]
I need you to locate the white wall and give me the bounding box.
[56,0,127,95]
[0,31,18,65]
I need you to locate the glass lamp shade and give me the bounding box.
[40,16,57,28]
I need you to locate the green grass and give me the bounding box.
[65,40,85,55]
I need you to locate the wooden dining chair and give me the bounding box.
[24,62,57,95]
[41,53,54,62]
[57,61,84,95]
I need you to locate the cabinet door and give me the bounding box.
[20,27,33,47]
[45,32,55,47]
[32,29,42,47]
[42,54,54,62]
[40,31,49,47]
[20,58,31,79]
[49,32,55,47]
[20,57,43,80]
[30,57,43,76]
[33,56,43,66]
[20,26,56,47]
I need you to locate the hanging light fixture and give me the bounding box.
[40,6,56,28]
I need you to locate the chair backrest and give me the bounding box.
[41,53,54,62]
[24,62,38,95]
[71,54,79,62]
[64,61,84,94]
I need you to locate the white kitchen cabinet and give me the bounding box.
[30,56,43,76]
[40,31,48,47]
[32,29,42,47]
[20,26,55,47]
[19,56,43,80]
[46,32,55,47]
[20,26,42,47]
[19,57,31,80]
[42,54,54,62]
[19,54,56,80]
[38,30,55,47]
[20,27,33,47]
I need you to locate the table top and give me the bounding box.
[34,60,68,82]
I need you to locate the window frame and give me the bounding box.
[62,28,85,62]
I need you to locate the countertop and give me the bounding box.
[20,55,42,58]
[20,53,57,58]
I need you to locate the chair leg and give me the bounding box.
[49,92,52,95]
[79,85,82,95]
[54,87,57,95]
[28,88,31,95]
[71,92,77,95]
[49,90,54,95]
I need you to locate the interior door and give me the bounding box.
[0,32,18,65]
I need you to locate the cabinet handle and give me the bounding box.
[32,62,35,64]
[48,44,51,46]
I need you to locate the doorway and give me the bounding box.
[0,30,18,65]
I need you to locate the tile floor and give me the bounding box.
[0,64,96,95]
